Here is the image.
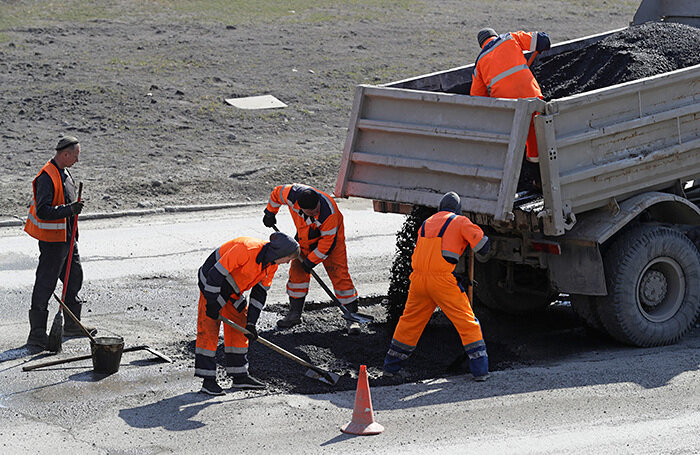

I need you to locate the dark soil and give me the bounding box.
[183,295,615,394]
[534,22,700,100]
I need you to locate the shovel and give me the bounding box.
[272,225,373,324]
[218,315,340,386]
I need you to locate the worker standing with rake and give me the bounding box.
[24,136,96,350]
[383,192,491,382]
[195,232,299,395]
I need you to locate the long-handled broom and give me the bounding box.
[47,182,83,353]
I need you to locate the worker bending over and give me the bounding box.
[263,183,361,335]
[383,192,491,381]
[196,232,299,395]
[471,27,550,191]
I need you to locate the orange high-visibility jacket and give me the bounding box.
[198,237,278,311]
[470,31,544,100]
[414,211,487,274]
[265,184,343,266]
[24,160,67,242]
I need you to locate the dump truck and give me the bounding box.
[334,0,700,347]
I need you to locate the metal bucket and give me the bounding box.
[90,336,124,374]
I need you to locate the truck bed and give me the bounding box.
[335,27,700,236]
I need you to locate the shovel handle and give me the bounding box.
[271,225,372,323]
[61,182,83,303]
[218,316,332,379]
[22,345,168,371]
[52,292,96,343]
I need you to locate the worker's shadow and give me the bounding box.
[119,392,257,432]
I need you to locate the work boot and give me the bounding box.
[382,369,408,384]
[229,373,265,390]
[277,297,305,328]
[346,320,361,335]
[473,372,490,382]
[200,378,226,396]
[63,301,97,337]
[27,309,49,349]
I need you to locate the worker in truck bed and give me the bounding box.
[470,27,551,192]
[196,232,299,395]
[383,192,491,382]
[262,183,362,335]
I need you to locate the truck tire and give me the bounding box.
[570,295,604,331]
[597,225,700,347]
[474,259,557,314]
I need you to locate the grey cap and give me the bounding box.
[477,28,497,47]
[264,232,299,263]
[56,136,79,151]
[438,192,462,214]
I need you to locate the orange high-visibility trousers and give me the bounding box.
[194,292,250,378]
[287,241,358,305]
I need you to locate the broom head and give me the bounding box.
[46,310,63,353]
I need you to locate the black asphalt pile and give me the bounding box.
[384,206,436,329]
[534,22,700,100]
[180,297,606,394]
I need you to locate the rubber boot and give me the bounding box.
[277,298,305,328]
[27,309,49,348]
[63,301,97,337]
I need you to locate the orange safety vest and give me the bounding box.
[24,160,67,242]
[412,211,485,274]
[470,31,543,100]
[265,184,344,265]
[215,237,278,301]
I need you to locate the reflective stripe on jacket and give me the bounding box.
[470,31,546,99]
[413,211,486,273]
[265,184,343,265]
[24,160,67,242]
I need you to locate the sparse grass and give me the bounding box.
[0,0,421,30]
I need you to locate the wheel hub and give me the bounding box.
[639,270,667,308]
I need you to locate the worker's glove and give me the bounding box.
[205,299,221,320]
[68,201,84,216]
[301,258,316,274]
[245,323,258,341]
[262,211,277,228]
[308,228,321,240]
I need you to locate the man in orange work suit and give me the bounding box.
[383,192,491,381]
[471,28,551,191]
[262,183,361,335]
[196,232,299,395]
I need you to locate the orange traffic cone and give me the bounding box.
[341,365,385,436]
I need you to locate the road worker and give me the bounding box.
[25,136,96,349]
[470,27,551,191]
[196,232,299,395]
[383,192,491,381]
[262,183,361,335]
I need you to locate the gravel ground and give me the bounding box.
[1,1,655,394]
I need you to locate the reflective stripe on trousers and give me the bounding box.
[194,292,250,378]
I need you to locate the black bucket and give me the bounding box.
[90,336,124,374]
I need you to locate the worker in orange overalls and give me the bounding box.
[471,28,551,192]
[196,232,299,395]
[383,192,491,381]
[262,183,361,335]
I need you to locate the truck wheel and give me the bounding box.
[474,259,557,314]
[570,295,604,331]
[597,226,700,347]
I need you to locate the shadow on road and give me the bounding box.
[118,392,262,431]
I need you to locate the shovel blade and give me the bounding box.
[341,311,374,324]
[305,368,340,385]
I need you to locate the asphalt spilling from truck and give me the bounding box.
[533,22,700,100]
